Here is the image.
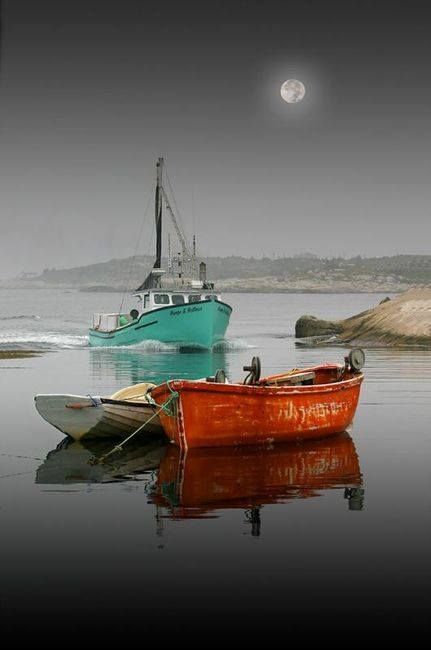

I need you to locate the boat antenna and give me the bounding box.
[168,233,172,274]
[192,234,197,277]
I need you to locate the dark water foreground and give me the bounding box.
[0,292,430,636]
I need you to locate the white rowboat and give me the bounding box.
[34,382,162,441]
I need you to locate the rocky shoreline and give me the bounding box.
[295,288,431,348]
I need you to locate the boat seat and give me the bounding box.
[265,371,316,386]
[110,382,157,401]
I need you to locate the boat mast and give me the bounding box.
[154,158,163,269]
[136,157,199,291]
[154,158,163,285]
[135,158,164,291]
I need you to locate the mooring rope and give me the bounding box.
[89,388,178,465]
[0,469,39,480]
[145,381,178,416]
[0,452,44,461]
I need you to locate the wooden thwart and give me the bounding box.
[264,371,316,386]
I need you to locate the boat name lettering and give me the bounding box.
[170,306,203,316]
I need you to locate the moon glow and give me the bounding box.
[280,79,306,103]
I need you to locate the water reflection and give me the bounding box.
[36,436,167,485]
[36,432,363,533]
[90,347,229,386]
[152,432,363,531]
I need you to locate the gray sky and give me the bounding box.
[1,0,431,277]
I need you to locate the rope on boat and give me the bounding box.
[89,387,179,465]
[0,452,44,461]
[145,381,178,416]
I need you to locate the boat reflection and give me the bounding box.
[90,347,229,386]
[152,432,364,530]
[36,431,364,533]
[36,435,167,485]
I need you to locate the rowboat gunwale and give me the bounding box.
[151,365,364,400]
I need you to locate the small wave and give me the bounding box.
[0,332,88,350]
[92,339,181,352]
[214,338,255,351]
[90,338,254,352]
[0,315,41,321]
[135,339,181,351]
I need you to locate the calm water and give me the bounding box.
[1,289,430,634]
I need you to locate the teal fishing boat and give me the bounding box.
[89,158,232,348]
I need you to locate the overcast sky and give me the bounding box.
[1,0,431,277]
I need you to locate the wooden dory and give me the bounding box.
[151,362,364,449]
[34,382,163,441]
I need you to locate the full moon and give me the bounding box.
[280,79,306,104]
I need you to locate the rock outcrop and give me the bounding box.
[295,315,344,338]
[295,288,431,347]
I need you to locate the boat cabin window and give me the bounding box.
[188,294,201,303]
[172,294,185,305]
[154,294,170,305]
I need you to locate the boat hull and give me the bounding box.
[151,369,364,449]
[34,394,162,441]
[88,299,232,348]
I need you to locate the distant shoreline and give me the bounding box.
[0,282,403,295]
[4,253,430,294]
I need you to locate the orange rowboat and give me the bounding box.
[150,350,365,449]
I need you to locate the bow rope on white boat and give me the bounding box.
[89,384,179,465]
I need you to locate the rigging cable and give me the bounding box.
[118,182,155,314]
[163,162,190,250]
